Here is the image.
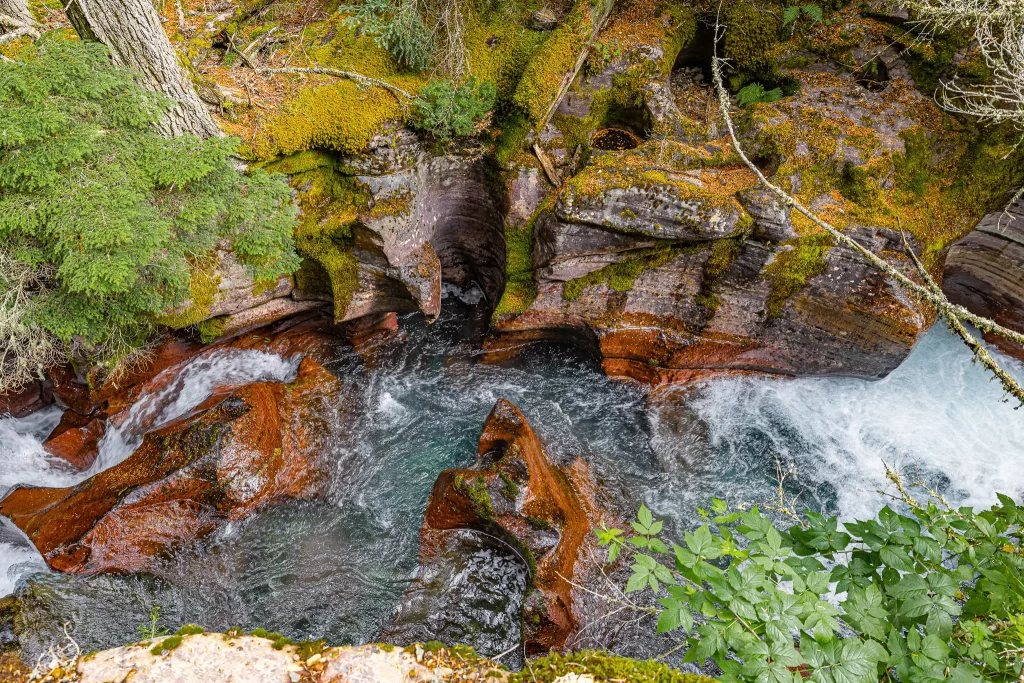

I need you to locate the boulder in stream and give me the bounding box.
[406,399,614,653]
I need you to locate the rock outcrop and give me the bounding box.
[488,16,947,385]
[0,353,342,574]
[267,132,507,333]
[942,197,1024,361]
[411,399,612,653]
[73,636,506,683]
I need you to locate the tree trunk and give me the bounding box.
[66,0,220,139]
[0,0,37,28]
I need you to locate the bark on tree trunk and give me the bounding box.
[0,0,37,28]
[66,0,220,139]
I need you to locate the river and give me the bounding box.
[0,288,1022,660]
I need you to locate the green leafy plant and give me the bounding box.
[411,77,496,140]
[339,0,432,71]
[783,3,823,32]
[597,479,1024,682]
[735,82,784,107]
[137,606,169,640]
[0,36,300,391]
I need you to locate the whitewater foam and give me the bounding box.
[0,348,300,596]
[683,325,1024,521]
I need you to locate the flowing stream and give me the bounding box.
[0,290,1022,660]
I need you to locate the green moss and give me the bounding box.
[493,193,554,320]
[259,150,337,176]
[249,628,292,649]
[250,19,425,159]
[723,2,782,87]
[197,316,228,343]
[656,3,697,78]
[838,163,877,205]
[894,129,930,197]
[499,471,519,501]
[289,167,369,321]
[150,635,183,656]
[562,242,685,300]
[510,650,719,682]
[154,255,221,329]
[175,624,205,636]
[514,0,615,123]
[466,12,551,108]
[762,235,833,317]
[493,112,533,169]
[377,642,395,652]
[456,474,495,520]
[525,515,553,530]
[695,237,742,311]
[295,639,326,659]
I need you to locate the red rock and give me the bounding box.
[43,418,105,471]
[0,379,53,418]
[419,399,610,652]
[48,364,98,416]
[344,312,400,355]
[0,356,342,575]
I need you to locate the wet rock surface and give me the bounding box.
[403,399,614,653]
[942,198,1024,361]
[0,349,342,574]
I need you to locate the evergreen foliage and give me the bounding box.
[598,483,1024,682]
[339,0,432,71]
[0,36,300,390]
[411,77,496,140]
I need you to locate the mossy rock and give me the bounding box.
[510,650,718,682]
[723,1,782,86]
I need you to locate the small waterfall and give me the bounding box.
[0,348,300,596]
[681,325,1024,521]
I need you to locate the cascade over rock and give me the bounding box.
[942,197,1024,361]
[0,353,342,574]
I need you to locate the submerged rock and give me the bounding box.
[942,197,1024,361]
[0,355,342,574]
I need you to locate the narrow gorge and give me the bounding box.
[0,0,1023,680]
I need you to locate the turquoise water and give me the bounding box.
[4,290,1024,661]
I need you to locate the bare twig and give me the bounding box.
[707,12,1024,402]
[256,66,414,101]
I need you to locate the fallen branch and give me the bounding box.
[0,24,36,45]
[257,66,414,101]
[533,143,562,186]
[537,0,617,130]
[709,7,1024,404]
[898,226,1024,403]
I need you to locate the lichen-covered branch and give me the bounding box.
[708,36,1024,349]
[257,66,415,102]
[710,13,1024,404]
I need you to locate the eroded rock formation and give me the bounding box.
[942,197,1024,361]
[411,399,611,652]
[0,353,341,574]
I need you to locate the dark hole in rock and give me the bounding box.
[673,22,719,84]
[854,58,890,92]
[591,127,642,151]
